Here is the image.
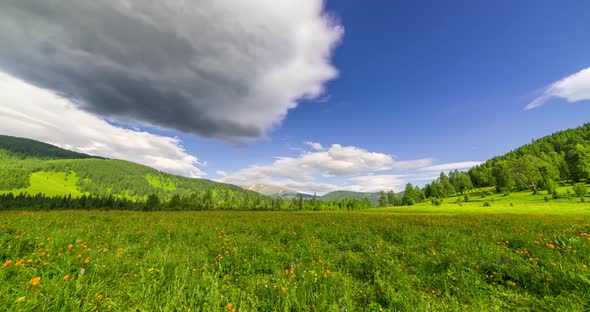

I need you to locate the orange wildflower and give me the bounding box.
[3,259,12,268]
[102,248,108,253]
[63,275,70,281]
[84,257,90,264]
[226,303,233,310]
[68,244,73,250]
[281,286,286,292]
[96,294,103,301]
[507,281,516,287]
[30,277,41,286]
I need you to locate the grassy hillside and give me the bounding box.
[0,136,264,202]
[370,185,590,215]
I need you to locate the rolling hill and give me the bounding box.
[0,135,265,202]
[321,190,382,206]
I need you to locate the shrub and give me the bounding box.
[483,201,491,207]
[573,184,587,202]
[546,179,557,196]
[430,198,442,206]
[498,187,510,196]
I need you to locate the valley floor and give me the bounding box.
[1,209,589,311]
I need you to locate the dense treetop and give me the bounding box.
[0,135,97,160]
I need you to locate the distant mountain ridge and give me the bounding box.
[241,184,298,196]
[240,185,397,206]
[240,184,314,199]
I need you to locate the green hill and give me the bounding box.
[468,123,590,192]
[321,190,382,206]
[0,135,264,203]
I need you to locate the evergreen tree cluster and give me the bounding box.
[0,135,97,160]
[0,192,372,211]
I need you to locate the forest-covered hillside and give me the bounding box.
[0,135,264,203]
[0,135,96,160]
[468,123,590,192]
[382,123,590,207]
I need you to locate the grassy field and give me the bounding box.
[368,186,590,216]
[0,171,84,197]
[1,204,590,311]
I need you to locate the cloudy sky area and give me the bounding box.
[1,1,589,194]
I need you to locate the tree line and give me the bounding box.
[0,192,372,212]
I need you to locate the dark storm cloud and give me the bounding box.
[0,0,342,142]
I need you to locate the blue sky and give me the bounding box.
[0,1,589,194]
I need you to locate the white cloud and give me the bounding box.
[418,161,483,172]
[305,141,324,151]
[220,143,432,194]
[0,0,342,142]
[0,73,205,177]
[221,144,431,183]
[216,171,228,177]
[346,175,405,193]
[525,67,590,110]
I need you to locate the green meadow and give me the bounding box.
[0,171,84,198]
[1,193,590,311]
[369,186,590,216]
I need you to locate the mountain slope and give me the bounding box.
[0,135,264,201]
[241,184,298,196]
[240,184,314,199]
[321,191,382,206]
[0,135,96,160]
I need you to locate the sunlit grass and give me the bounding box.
[368,186,590,215]
[0,171,84,197]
